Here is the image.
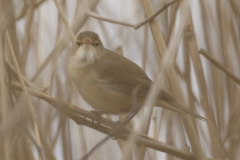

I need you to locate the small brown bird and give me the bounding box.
[68,31,205,121]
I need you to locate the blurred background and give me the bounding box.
[0,0,239,159]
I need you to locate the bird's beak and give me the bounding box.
[83,39,92,45]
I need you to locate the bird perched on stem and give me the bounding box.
[68,31,206,121]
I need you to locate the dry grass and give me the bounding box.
[0,0,239,160]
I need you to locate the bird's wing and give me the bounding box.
[92,49,174,101]
[92,49,207,121]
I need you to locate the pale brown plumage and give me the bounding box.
[68,31,206,121]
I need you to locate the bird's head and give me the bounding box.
[73,31,104,63]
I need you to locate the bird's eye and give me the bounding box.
[93,40,99,47]
[76,41,82,47]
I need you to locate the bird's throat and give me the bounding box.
[75,45,97,63]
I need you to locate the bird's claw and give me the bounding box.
[90,110,105,116]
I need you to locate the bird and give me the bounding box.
[68,31,206,121]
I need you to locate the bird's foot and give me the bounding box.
[114,120,128,125]
[90,110,105,116]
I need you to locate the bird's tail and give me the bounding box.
[157,100,206,121]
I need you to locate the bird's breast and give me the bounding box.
[68,57,95,89]
[68,45,96,81]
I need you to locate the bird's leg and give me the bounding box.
[90,110,105,116]
[111,104,142,139]
[110,87,143,136]
[121,85,143,124]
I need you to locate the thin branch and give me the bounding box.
[141,1,206,159]
[16,0,46,20]
[83,0,179,30]
[187,30,225,158]
[11,81,200,160]
[53,0,76,43]
[5,31,43,159]
[135,0,178,29]
[199,49,240,85]
[30,0,99,82]
[5,60,48,93]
